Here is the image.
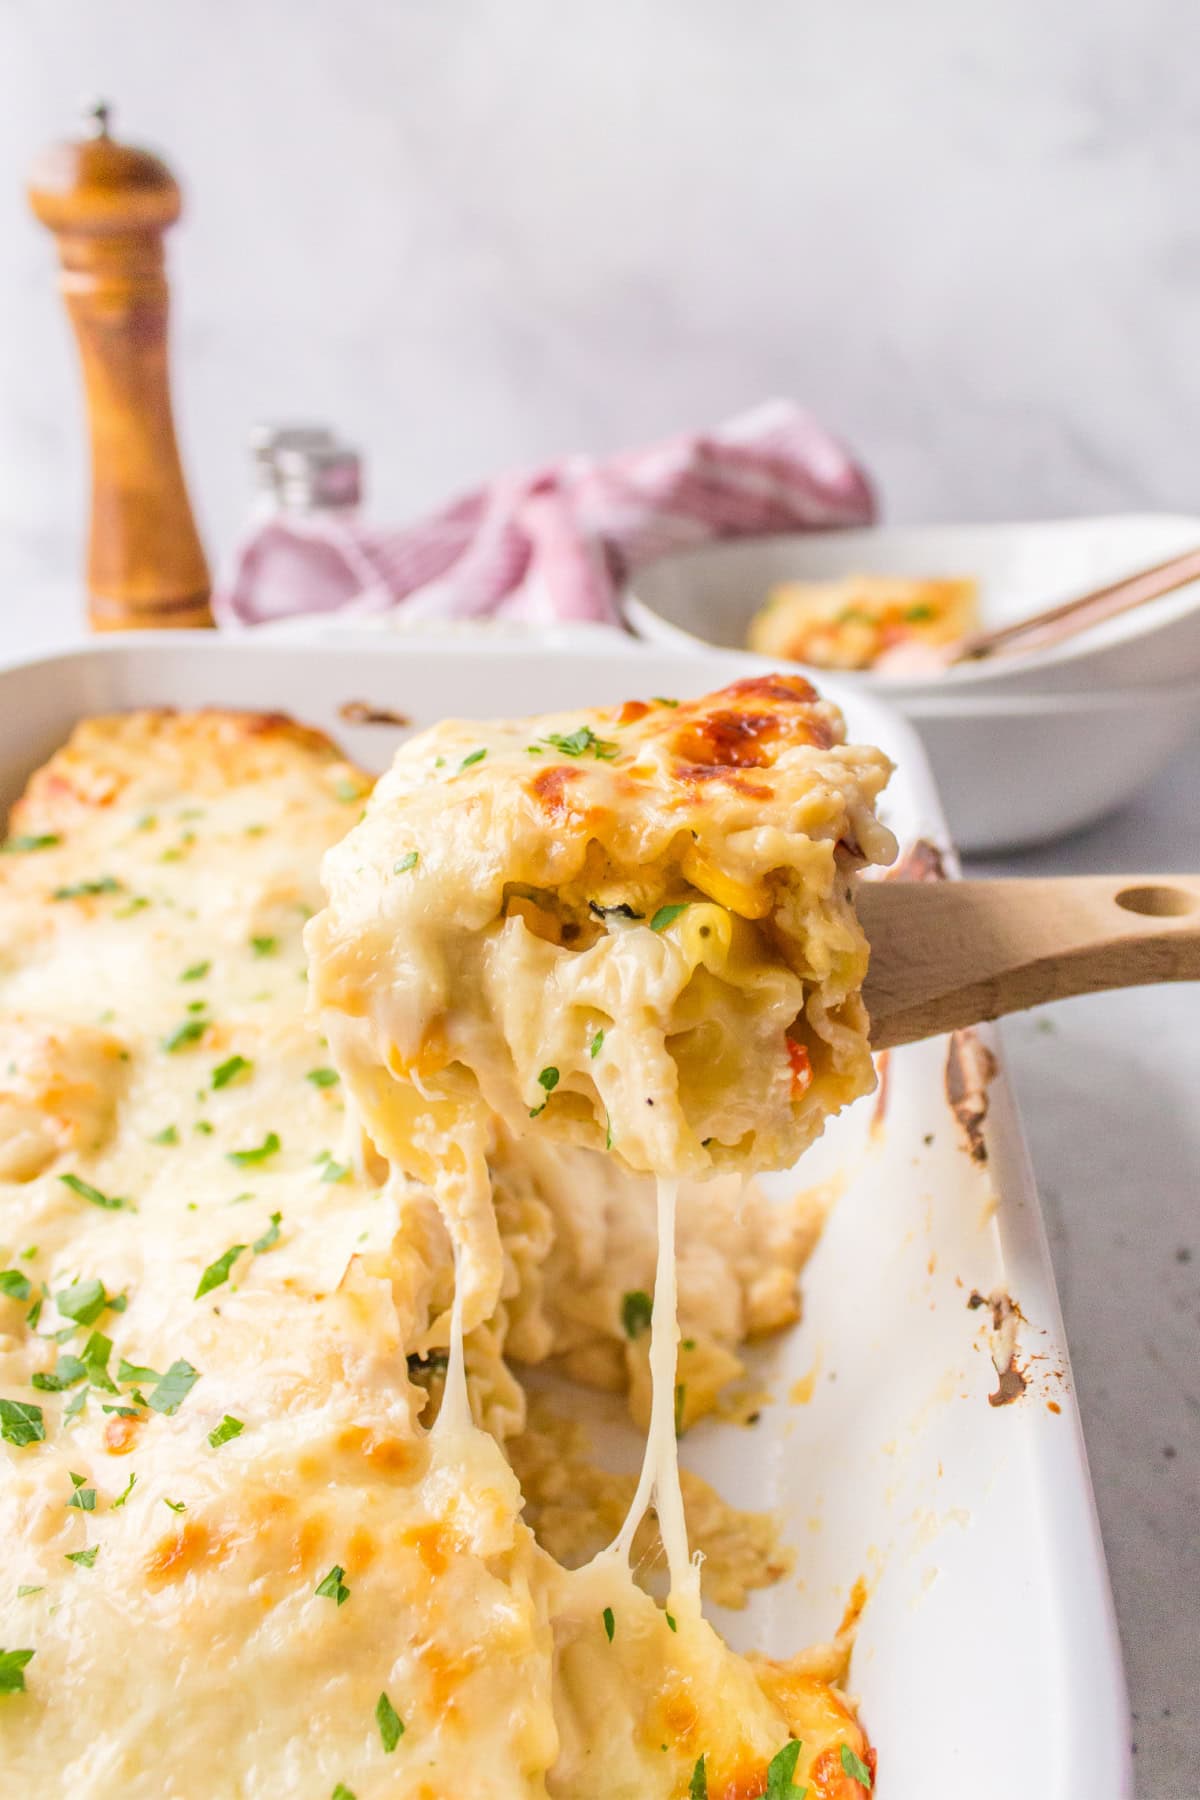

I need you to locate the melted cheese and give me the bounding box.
[0,704,877,1798]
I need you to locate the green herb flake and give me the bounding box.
[194,1120,214,1136]
[250,935,278,957]
[163,1018,207,1053]
[305,1067,339,1088]
[904,603,936,623]
[65,1547,99,1568]
[117,1359,160,1386]
[840,1743,872,1787]
[62,1387,89,1424]
[690,1754,708,1799]
[621,1290,653,1338]
[195,1245,246,1300]
[666,1611,677,1632]
[331,1787,357,1800]
[602,1605,615,1642]
[212,1055,252,1091]
[0,1648,35,1693]
[66,1478,96,1512]
[763,1739,803,1799]
[16,1586,42,1598]
[375,1690,404,1753]
[114,896,151,918]
[25,1298,41,1330]
[207,1414,244,1449]
[674,1382,687,1435]
[226,1132,280,1168]
[32,1354,87,1392]
[458,747,488,773]
[537,1066,559,1092]
[180,960,210,982]
[654,697,680,708]
[0,1400,44,1448]
[163,1497,186,1512]
[0,1270,31,1301]
[252,1212,282,1254]
[528,1104,546,1119]
[542,727,618,760]
[110,1472,137,1509]
[334,779,362,804]
[81,1331,118,1393]
[393,852,419,874]
[52,876,121,900]
[2,834,60,854]
[56,1277,108,1327]
[315,1564,351,1606]
[59,1172,127,1211]
[650,903,689,932]
[151,1125,179,1146]
[186,1000,208,1015]
[589,1029,605,1059]
[146,1360,200,1416]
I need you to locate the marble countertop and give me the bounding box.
[2,595,1196,1796]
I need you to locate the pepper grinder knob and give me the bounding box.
[27,101,213,631]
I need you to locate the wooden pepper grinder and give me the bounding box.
[27,101,213,630]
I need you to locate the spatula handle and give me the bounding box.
[858,874,1200,1050]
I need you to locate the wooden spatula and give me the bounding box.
[858,873,1200,1050]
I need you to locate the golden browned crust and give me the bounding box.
[8,708,366,837]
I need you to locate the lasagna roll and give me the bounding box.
[307,674,895,1206]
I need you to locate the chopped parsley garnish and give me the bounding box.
[331,1787,357,1800]
[163,1018,207,1053]
[674,1382,687,1435]
[393,852,419,873]
[654,696,680,708]
[650,903,689,932]
[0,1400,44,1447]
[602,1605,615,1642]
[25,1298,41,1330]
[65,1547,98,1568]
[0,1270,31,1301]
[621,1290,653,1338]
[212,1055,252,1090]
[100,1405,141,1418]
[542,727,618,760]
[537,1066,559,1092]
[605,1111,613,1151]
[458,747,487,771]
[589,1029,605,1058]
[334,778,362,804]
[208,1414,244,1448]
[31,1354,86,1392]
[2,834,60,854]
[315,1564,351,1606]
[375,1690,404,1753]
[16,1586,42,1598]
[52,876,121,900]
[840,1744,872,1787]
[163,1497,186,1513]
[763,1740,803,1798]
[81,1330,118,1393]
[195,1244,246,1299]
[151,1125,179,1146]
[63,1387,88,1424]
[250,935,278,957]
[226,1132,280,1167]
[110,1471,137,1509]
[0,1648,35,1692]
[66,1474,96,1511]
[117,1359,160,1386]
[665,1611,677,1632]
[180,960,210,982]
[252,1212,282,1253]
[306,1067,339,1088]
[320,1160,350,1184]
[904,603,936,623]
[56,1277,109,1327]
[59,1172,127,1211]
[690,1754,707,1798]
[194,1120,214,1136]
[146,1360,200,1415]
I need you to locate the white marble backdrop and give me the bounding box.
[1,0,1200,606]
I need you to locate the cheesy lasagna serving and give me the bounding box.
[0,679,891,1798]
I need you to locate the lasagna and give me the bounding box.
[748,574,978,672]
[0,685,888,1797]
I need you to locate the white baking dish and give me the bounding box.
[0,632,1130,1800]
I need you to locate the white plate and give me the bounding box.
[0,632,1130,1800]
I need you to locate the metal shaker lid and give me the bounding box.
[274,441,362,513]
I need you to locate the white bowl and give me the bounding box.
[625,514,1200,700]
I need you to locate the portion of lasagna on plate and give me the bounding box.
[0,678,892,1798]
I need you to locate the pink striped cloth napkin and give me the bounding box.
[213,400,874,631]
